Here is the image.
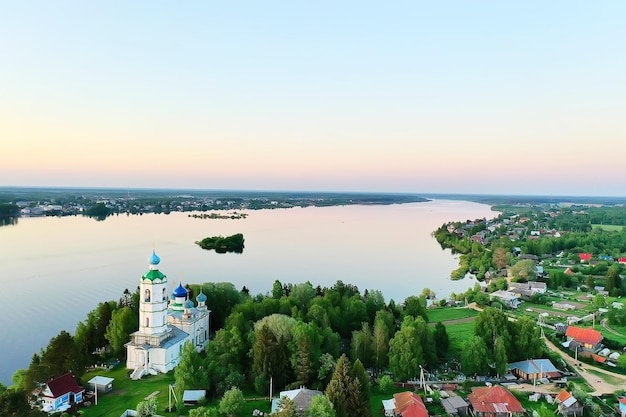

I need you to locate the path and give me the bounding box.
[601,318,625,338]
[542,336,626,396]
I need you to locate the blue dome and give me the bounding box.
[184,299,194,309]
[173,282,187,298]
[148,250,161,265]
[196,290,207,303]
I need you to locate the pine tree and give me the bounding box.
[350,359,372,417]
[325,354,355,417]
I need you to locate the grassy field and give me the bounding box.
[445,320,475,356]
[79,367,272,417]
[426,307,478,323]
[591,224,625,232]
[80,366,177,417]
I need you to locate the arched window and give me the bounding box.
[145,289,151,302]
[162,288,166,301]
[146,317,150,328]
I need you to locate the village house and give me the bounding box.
[555,390,583,416]
[467,385,524,417]
[508,281,547,299]
[507,359,561,381]
[271,387,322,416]
[39,373,85,413]
[441,395,469,416]
[565,326,603,351]
[489,290,521,309]
[382,391,429,417]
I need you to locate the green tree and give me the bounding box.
[461,336,489,376]
[474,307,512,358]
[433,322,449,358]
[377,375,394,393]
[136,397,157,417]
[606,266,622,296]
[326,354,358,417]
[389,316,430,381]
[351,322,373,368]
[105,306,138,354]
[252,324,290,391]
[41,331,83,378]
[189,407,219,417]
[274,396,297,417]
[219,387,245,417]
[305,394,336,417]
[272,280,284,299]
[403,296,428,321]
[175,341,209,403]
[594,293,606,308]
[317,353,337,387]
[511,316,543,361]
[0,388,46,417]
[350,359,372,417]
[509,259,537,282]
[493,337,508,377]
[372,317,389,370]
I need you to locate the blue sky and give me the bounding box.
[1,2,624,196]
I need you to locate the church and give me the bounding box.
[125,251,211,379]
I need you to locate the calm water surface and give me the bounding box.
[0,199,495,384]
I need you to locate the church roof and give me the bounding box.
[196,290,207,303]
[173,282,187,297]
[148,250,161,265]
[142,269,166,281]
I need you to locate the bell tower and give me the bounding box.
[139,250,169,336]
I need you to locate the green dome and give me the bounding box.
[142,269,166,281]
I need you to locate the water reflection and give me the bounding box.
[0,216,18,227]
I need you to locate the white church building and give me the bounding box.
[126,251,210,379]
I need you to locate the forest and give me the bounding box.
[2,275,547,417]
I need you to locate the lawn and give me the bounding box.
[79,366,272,417]
[80,366,177,417]
[445,320,475,356]
[591,224,624,232]
[426,307,478,323]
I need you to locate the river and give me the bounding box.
[0,199,495,384]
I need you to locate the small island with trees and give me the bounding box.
[196,233,245,253]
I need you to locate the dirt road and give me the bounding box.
[542,336,626,396]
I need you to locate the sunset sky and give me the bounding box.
[1,2,624,196]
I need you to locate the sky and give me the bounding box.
[1,2,624,196]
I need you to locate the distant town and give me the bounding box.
[0,187,428,221]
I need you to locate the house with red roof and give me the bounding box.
[565,326,603,351]
[40,373,84,413]
[382,391,429,417]
[619,258,626,265]
[467,385,524,417]
[578,253,592,262]
[555,390,583,416]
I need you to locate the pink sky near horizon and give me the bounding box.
[1,2,624,196]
